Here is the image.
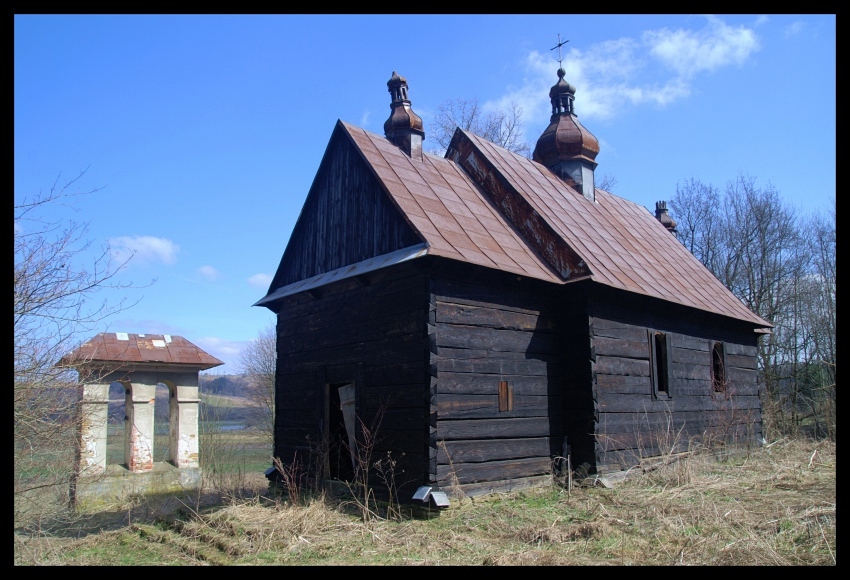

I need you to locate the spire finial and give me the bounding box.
[550,33,569,69]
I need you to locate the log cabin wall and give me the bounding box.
[430,260,567,497]
[273,260,430,497]
[588,286,762,472]
[557,282,596,470]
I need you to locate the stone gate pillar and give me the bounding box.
[167,375,202,468]
[77,382,109,476]
[125,381,156,473]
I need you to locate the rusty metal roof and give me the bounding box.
[457,129,771,328]
[342,121,563,284]
[338,121,770,329]
[61,333,224,370]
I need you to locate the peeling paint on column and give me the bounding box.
[177,434,199,467]
[128,425,154,472]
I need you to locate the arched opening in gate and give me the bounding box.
[154,382,172,463]
[106,381,128,466]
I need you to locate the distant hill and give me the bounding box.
[199,374,250,397]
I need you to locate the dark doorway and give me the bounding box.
[326,382,356,481]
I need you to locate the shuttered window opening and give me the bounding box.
[498,381,514,412]
[711,341,727,396]
[649,330,673,399]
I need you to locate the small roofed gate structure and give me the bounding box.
[256,69,771,502]
[61,333,222,507]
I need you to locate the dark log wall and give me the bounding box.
[431,262,573,495]
[273,261,429,497]
[588,287,762,471]
[270,127,422,290]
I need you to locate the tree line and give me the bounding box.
[670,175,835,440]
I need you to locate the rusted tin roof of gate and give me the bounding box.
[60,333,224,369]
[339,121,769,329]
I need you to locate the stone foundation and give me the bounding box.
[72,462,201,509]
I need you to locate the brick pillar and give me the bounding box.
[125,382,156,472]
[78,382,109,476]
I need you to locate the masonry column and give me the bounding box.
[169,373,201,468]
[77,381,109,476]
[125,380,156,472]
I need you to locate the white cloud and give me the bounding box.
[197,265,221,281]
[487,16,760,126]
[755,15,769,27]
[109,235,179,266]
[194,336,247,371]
[644,15,760,78]
[783,21,806,38]
[247,273,273,288]
[361,110,372,127]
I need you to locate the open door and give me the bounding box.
[338,383,357,471]
[326,382,357,480]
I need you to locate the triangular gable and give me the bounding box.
[267,122,424,293]
[450,129,771,329]
[446,129,590,281]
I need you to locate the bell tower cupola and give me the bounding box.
[384,71,425,161]
[532,38,600,202]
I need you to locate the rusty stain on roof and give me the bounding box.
[61,333,224,369]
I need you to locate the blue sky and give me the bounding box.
[14,14,836,372]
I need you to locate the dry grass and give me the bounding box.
[14,437,835,566]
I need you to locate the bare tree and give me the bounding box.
[14,170,139,522]
[669,174,835,440]
[429,98,532,157]
[596,173,618,193]
[670,178,722,268]
[238,324,277,443]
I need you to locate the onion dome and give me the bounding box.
[533,68,599,169]
[384,71,424,148]
[532,68,600,201]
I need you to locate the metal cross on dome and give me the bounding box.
[551,33,569,67]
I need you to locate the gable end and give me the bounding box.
[268,123,423,292]
[446,129,590,281]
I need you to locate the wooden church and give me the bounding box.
[255,68,771,499]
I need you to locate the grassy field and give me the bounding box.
[14,437,835,566]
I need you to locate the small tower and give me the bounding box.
[655,201,678,235]
[532,67,600,202]
[384,71,425,161]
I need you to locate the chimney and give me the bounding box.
[384,71,425,161]
[532,67,600,202]
[655,201,678,235]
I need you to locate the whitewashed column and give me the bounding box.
[78,382,109,476]
[172,382,201,468]
[125,381,156,472]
